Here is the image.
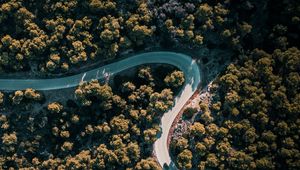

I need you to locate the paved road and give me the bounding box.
[0,52,201,168]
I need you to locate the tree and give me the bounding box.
[205,123,219,137]
[112,95,127,109]
[127,142,140,162]
[110,114,130,133]
[0,92,4,104]
[164,70,185,88]
[177,149,193,169]
[61,141,73,151]
[216,140,231,155]
[243,127,257,144]
[171,137,189,154]
[261,131,277,143]
[126,3,154,46]
[183,107,198,119]
[149,89,173,113]
[138,67,154,82]
[24,88,42,101]
[2,132,17,146]
[135,158,161,170]
[195,142,207,156]
[143,128,159,144]
[65,150,92,169]
[98,15,123,58]
[47,102,63,113]
[190,122,205,137]
[12,90,24,105]
[227,151,255,169]
[255,157,275,169]
[128,85,153,103]
[121,81,136,93]
[206,153,219,168]
[88,0,116,12]
[75,80,113,109]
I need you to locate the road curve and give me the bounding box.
[0,52,201,168]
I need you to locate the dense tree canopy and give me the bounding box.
[0,66,184,169]
[171,48,300,169]
[0,0,269,75]
[0,0,300,169]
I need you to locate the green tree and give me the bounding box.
[149,89,173,113]
[143,127,159,144]
[164,70,185,88]
[0,92,4,104]
[12,90,24,105]
[190,122,205,137]
[75,80,113,109]
[24,88,42,101]
[134,158,161,170]
[171,137,189,154]
[183,107,198,119]
[138,67,154,82]
[47,102,63,113]
[177,149,193,169]
[110,114,130,133]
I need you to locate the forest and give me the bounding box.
[0,65,184,169]
[0,0,300,169]
[171,48,300,169]
[169,0,300,169]
[0,0,262,75]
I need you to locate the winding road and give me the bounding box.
[0,52,201,168]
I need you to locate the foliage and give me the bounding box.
[164,70,185,88]
[0,0,274,74]
[1,0,300,169]
[171,48,300,169]
[183,107,198,119]
[0,66,184,169]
